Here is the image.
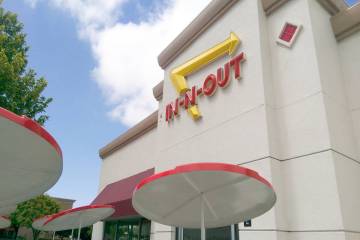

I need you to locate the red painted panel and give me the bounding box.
[279,23,298,42]
[92,168,155,219]
[106,199,138,220]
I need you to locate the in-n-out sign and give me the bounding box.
[165,32,246,122]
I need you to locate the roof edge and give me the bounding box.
[316,0,348,15]
[99,111,158,159]
[262,0,289,15]
[153,81,164,101]
[331,3,360,41]
[51,197,76,203]
[157,0,347,70]
[157,0,239,69]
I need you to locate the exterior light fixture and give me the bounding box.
[276,22,302,48]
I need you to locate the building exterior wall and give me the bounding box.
[337,28,360,238]
[339,30,360,158]
[92,0,360,240]
[156,1,276,239]
[52,197,76,211]
[97,127,158,192]
[92,127,158,240]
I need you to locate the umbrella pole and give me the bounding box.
[77,223,82,240]
[200,194,205,240]
[52,231,56,240]
[71,229,74,240]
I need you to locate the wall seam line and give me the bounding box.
[238,148,360,165]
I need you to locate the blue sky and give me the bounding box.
[346,0,359,5]
[2,0,358,207]
[2,0,209,207]
[2,0,124,206]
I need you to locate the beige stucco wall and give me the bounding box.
[339,30,360,159]
[97,127,158,193]
[92,0,360,240]
[157,0,360,238]
[337,27,360,238]
[92,127,158,240]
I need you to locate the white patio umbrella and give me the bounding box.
[0,216,11,229]
[0,107,63,208]
[33,205,115,240]
[132,162,276,240]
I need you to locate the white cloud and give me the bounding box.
[24,0,39,8]
[28,0,211,126]
[49,0,128,39]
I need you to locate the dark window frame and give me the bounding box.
[103,218,151,240]
[175,224,239,240]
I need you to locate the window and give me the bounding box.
[176,225,238,240]
[103,218,151,240]
[104,221,117,240]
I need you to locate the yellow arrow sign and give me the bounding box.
[170,32,240,119]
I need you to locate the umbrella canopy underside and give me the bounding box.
[0,108,63,208]
[32,205,115,231]
[132,163,276,228]
[0,216,11,229]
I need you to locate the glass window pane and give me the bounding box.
[179,225,235,240]
[140,219,151,240]
[207,226,231,240]
[132,224,139,240]
[183,228,199,240]
[104,218,151,240]
[118,224,130,240]
[104,221,118,240]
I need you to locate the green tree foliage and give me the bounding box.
[10,195,60,240]
[0,0,52,125]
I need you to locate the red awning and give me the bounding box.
[92,168,154,219]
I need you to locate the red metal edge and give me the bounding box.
[33,215,48,223]
[0,107,62,157]
[135,162,273,191]
[43,204,114,226]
